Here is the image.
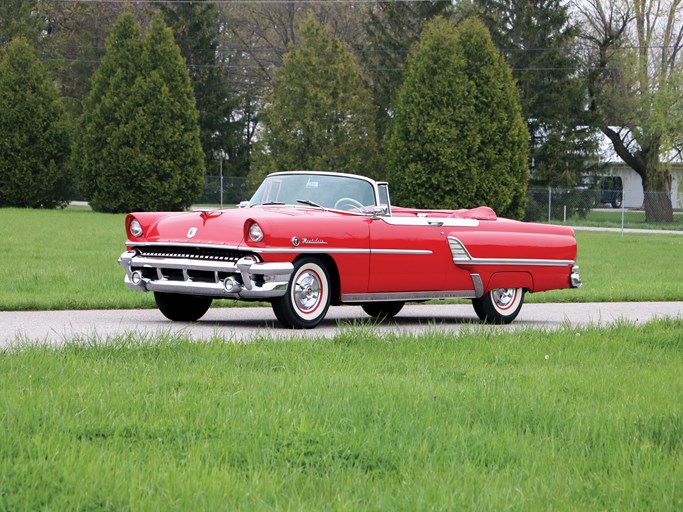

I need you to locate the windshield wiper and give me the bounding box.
[297,199,325,209]
[252,201,285,207]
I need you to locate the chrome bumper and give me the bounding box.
[118,250,293,299]
[570,265,582,288]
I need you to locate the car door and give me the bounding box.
[367,215,458,294]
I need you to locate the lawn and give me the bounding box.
[1,321,681,510]
[1,207,682,310]
[555,208,683,230]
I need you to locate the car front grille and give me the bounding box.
[135,246,253,264]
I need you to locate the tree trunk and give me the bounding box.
[643,189,674,223]
[642,156,674,223]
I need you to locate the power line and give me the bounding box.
[51,0,453,4]
[39,42,682,54]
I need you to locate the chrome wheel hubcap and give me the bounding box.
[492,288,516,309]
[294,271,321,313]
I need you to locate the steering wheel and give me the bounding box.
[334,197,364,211]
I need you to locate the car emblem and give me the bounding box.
[187,227,198,239]
[291,236,300,247]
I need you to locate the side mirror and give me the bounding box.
[238,201,249,208]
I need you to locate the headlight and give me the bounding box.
[129,218,143,238]
[248,222,264,242]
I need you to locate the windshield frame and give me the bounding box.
[248,171,384,214]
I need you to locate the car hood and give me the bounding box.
[130,206,355,247]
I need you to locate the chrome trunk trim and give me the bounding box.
[448,236,574,267]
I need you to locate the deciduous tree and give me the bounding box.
[578,0,683,222]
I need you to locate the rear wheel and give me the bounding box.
[154,292,212,322]
[361,301,405,320]
[272,258,331,329]
[472,288,524,324]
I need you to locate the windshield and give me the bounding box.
[249,173,377,211]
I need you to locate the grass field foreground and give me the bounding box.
[1,320,682,510]
[1,207,682,310]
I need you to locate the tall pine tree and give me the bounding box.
[361,1,452,144]
[386,17,528,218]
[74,12,204,212]
[254,16,379,181]
[470,0,599,188]
[0,38,72,208]
[159,2,250,178]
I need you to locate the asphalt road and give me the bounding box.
[1,302,682,348]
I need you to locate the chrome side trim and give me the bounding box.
[128,241,431,256]
[470,274,484,298]
[372,249,432,255]
[252,247,432,255]
[382,217,479,227]
[254,247,370,254]
[448,236,574,267]
[463,258,575,267]
[341,290,477,303]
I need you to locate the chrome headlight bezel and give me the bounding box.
[248,222,264,243]
[129,218,143,238]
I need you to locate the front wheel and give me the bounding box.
[472,288,525,324]
[361,301,405,320]
[272,258,331,329]
[154,292,212,322]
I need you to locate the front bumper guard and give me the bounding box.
[119,250,294,299]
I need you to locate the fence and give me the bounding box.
[525,187,683,232]
[196,175,248,207]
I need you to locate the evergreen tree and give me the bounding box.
[361,1,452,144]
[74,12,204,212]
[159,2,250,178]
[254,16,379,180]
[0,38,72,208]
[386,17,528,218]
[74,11,143,210]
[469,0,599,188]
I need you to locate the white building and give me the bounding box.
[597,130,682,209]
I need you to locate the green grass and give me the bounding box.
[1,321,682,510]
[555,208,683,230]
[1,207,682,310]
[527,230,683,302]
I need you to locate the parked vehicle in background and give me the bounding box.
[119,172,582,328]
[599,176,623,208]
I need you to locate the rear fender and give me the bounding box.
[485,272,533,293]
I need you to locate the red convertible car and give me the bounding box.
[119,171,581,328]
